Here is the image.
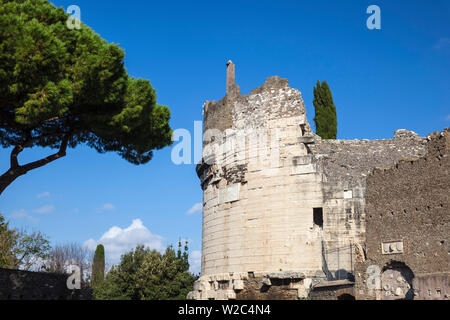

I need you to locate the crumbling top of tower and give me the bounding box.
[203,62,311,134]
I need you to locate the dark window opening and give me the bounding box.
[313,208,323,228]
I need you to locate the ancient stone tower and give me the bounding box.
[188,62,428,300]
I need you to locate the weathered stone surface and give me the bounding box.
[413,273,450,300]
[310,133,427,187]
[261,277,271,286]
[264,271,306,279]
[354,129,450,300]
[236,277,302,300]
[298,136,315,144]
[218,184,240,204]
[233,279,245,290]
[226,60,235,95]
[309,280,355,300]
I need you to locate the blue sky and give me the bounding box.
[0,0,449,274]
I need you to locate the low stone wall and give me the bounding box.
[0,268,92,300]
[188,271,316,300]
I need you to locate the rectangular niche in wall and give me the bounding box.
[313,208,323,229]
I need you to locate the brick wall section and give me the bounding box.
[354,128,450,300]
[310,130,428,276]
[0,268,92,300]
[312,130,428,187]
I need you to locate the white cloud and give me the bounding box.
[445,114,450,122]
[101,203,115,211]
[187,203,202,215]
[10,209,37,223]
[189,250,201,275]
[33,205,55,214]
[37,192,51,199]
[83,219,165,263]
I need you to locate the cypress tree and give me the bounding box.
[313,80,338,139]
[92,244,105,287]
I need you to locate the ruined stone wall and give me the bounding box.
[236,277,302,300]
[203,96,233,134]
[187,271,311,300]
[310,131,428,279]
[0,268,92,300]
[354,129,450,300]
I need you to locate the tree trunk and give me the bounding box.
[0,168,25,195]
[0,136,69,197]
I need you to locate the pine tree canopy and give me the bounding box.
[0,0,173,195]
